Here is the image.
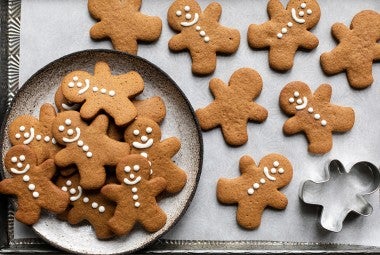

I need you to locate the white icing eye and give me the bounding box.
[200,31,206,37]
[278,168,285,174]
[185,13,191,20]
[15,133,21,139]
[109,90,116,97]
[133,165,140,171]
[281,28,287,34]
[67,129,74,136]
[77,140,84,147]
[83,197,89,203]
[68,82,75,88]
[11,157,17,163]
[289,98,295,103]
[260,178,266,184]
[44,136,50,142]
[19,126,25,132]
[98,206,105,213]
[271,168,277,174]
[314,114,321,120]
[299,11,305,17]
[19,155,25,162]
[277,33,283,39]
[23,132,30,138]
[86,152,92,158]
[307,9,312,14]
[287,22,293,27]
[301,3,306,8]
[93,87,99,92]
[176,10,182,16]
[133,129,139,136]
[184,5,190,12]
[321,120,327,126]
[196,26,201,31]
[141,136,148,142]
[253,183,260,189]
[76,82,82,88]
[82,145,89,152]
[66,180,72,186]
[273,161,280,167]
[294,91,300,97]
[124,166,131,173]
[59,125,65,132]
[130,173,135,179]
[92,202,98,209]
[70,188,76,195]
[247,188,254,195]
[17,162,23,168]
[100,88,107,94]
[146,127,152,134]
[73,76,79,81]
[296,99,303,105]
[308,107,314,113]
[65,119,71,126]
[132,187,138,193]
[61,186,68,192]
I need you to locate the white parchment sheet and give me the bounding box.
[18,0,380,247]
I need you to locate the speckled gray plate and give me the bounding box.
[0,49,203,254]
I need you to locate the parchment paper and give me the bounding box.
[18,0,380,247]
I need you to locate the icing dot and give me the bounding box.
[83,197,89,203]
[59,125,65,131]
[289,97,295,103]
[77,140,84,147]
[11,157,17,163]
[247,188,254,195]
[253,183,260,189]
[93,87,99,92]
[98,206,105,213]
[92,202,98,209]
[133,165,140,171]
[23,175,30,182]
[33,191,39,198]
[299,11,305,17]
[287,22,293,27]
[184,5,190,12]
[260,178,266,184]
[185,13,191,20]
[294,91,300,97]
[86,152,93,158]
[101,89,107,94]
[67,129,74,135]
[271,168,277,174]
[278,168,285,174]
[130,174,135,179]
[141,136,148,142]
[307,9,312,15]
[65,119,71,126]
[273,161,280,167]
[69,188,76,195]
[301,3,306,8]
[132,187,137,193]
[321,120,327,126]
[52,138,57,144]
[19,126,25,132]
[76,82,82,88]
[134,202,140,208]
[281,28,287,34]
[195,26,201,31]
[73,76,79,81]
[82,145,89,152]
[150,169,153,174]
[314,114,321,120]
[176,10,182,16]
[28,184,35,191]
[133,195,139,200]
[296,99,303,105]
[204,36,210,43]
[24,132,30,138]
[66,180,72,186]
[124,166,131,173]
[277,33,283,39]
[308,107,314,113]
[68,82,75,88]
[133,130,140,136]
[17,162,23,168]
[44,136,50,142]
[15,133,21,139]
[140,152,148,158]
[200,31,206,37]
[61,186,68,192]
[36,135,42,141]
[109,90,116,97]
[19,155,25,161]
[146,127,152,134]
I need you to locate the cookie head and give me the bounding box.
[52,111,84,145]
[8,116,41,146]
[61,71,93,103]
[259,154,293,188]
[280,81,312,115]
[168,0,201,31]
[124,117,161,150]
[59,176,84,203]
[286,0,320,29]
[4,145,37,176]
[116,155,151,185]
[352,10,380,37]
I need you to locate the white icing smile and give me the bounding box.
[291,8,306,24]
[124,176,141,185]
[70,186,83,202]
[78,79,90,95]
[61,103,80,111]
[63,127,81,143]
[132,139,154,149]
[295,97,308,110]
[11,164,30,175]
[180,13,199,27]
[264,167,276,181]
[23,128,35,145]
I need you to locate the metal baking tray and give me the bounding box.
[1,0,380,253]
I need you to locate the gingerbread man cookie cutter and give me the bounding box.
[299,159,380,232]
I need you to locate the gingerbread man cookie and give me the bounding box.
[167,0,240,75]
[101,154,167,236]
[217,154,293,229]
[320,10,380,89]
[52,111,130,189]
[8,103,60,164]
[124,117,187,193]
[56,173,116,239]
[279,81,355,154]
[195,68,268,146]
[248,0,321,71]
[88,0,162,54]
[0,145,69,225]
[60,61,144,126]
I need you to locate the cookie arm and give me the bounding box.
[0,179,19,195]
[267,190,288,209]
[216,178,240,204]
[283,117,303,135]
[101,184,122,202]
[375,44,380,61]
[209,78,229,99]
[147,177,167,197]
[54,149,76,168]
[39,104,57,126]
[204,2,222,22]
[168,34,187,51]
[331,23,350,41]
[38,159,56,179]
[300,32,319,50]
[67,207,85,225]
[90,114,109,134]
[314,84,332,103]
[248,102,268,123]
[267,0,284,18]
[160,137,181,157]
[90,22,108,40]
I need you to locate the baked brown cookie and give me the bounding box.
[167,0,240,75]
[101,154,167,236]
[320,10,380,89]
[88,0,162,54]
[217,154,293,229]
[248,0,321,71]
[52,111,130,189]
[60,61,144,126]
[0,145,69,225]
[279,81,355,154]
[195,68,268,146]
[124,117,187,193]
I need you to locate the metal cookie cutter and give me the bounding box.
[299,160,380,232]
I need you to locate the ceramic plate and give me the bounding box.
[0,49,203,254]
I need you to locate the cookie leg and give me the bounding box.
[15,200,41,225]
[236,202,264,229]
[190,50,217,75]
[306,130,333,154]
[41,185,69,213]
[139,206,167,232]
[346,63,374,89]
[221,121,248,146]
[78,164,106,189]
[108,211,135,236]
[268,45,296,71]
